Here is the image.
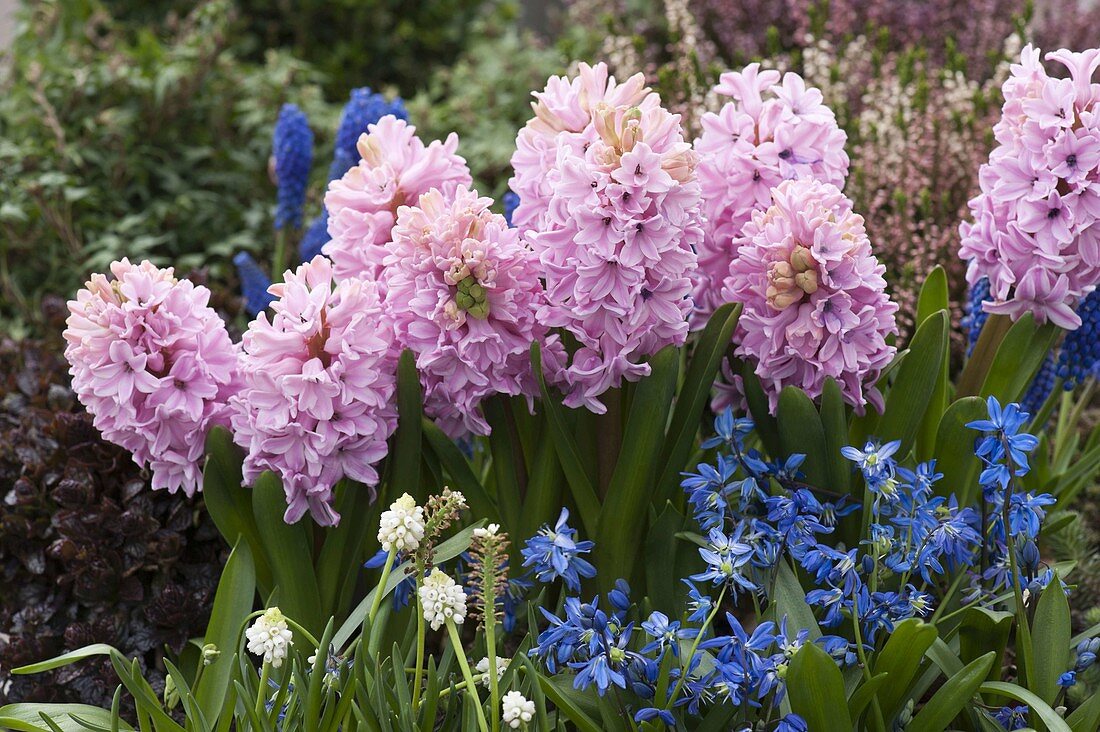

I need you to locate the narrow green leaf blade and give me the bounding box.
[787,642,852,732]
[908,652,995,732]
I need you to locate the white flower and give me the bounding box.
[501,691,535,729]
[475,655,509,686]
[378,493,426,552]
[418,568,467,630]
[245,607,294,669]
[473,523,500,539]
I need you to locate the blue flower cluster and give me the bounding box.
[1022,351,1057,415]
[234,251,277,317]
[328,87,408,182]
[272,104,313,230]
[963,276,991,354]
[1058,288,1100,390]
[520,508,596,591]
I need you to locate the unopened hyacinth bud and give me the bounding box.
[201,643,220,666]
[476,655,509,686]
[378,493,426,553]
[418,568,467,631]
[501,691,535,729]
[164,675,179,709]
[246,607,294,669]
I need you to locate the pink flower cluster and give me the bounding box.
[63,259,240,496]
[231,257,398,525]
[960,46,1100,330]
[694,64,849,325]
[382,185,561,436]
[724,179,898,413]
[509,62,703,412]
[323,115,472,283]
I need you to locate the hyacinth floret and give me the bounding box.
[959,45,1100,330]
[272,104,313,230]
[324,115,471,282]
[382,185,562,436]
[723,178,898,413]
[231,256,398,526]
[509,62,703,413]
[329,87,409,181]
[693,64,849,324]
[63,259,241,496]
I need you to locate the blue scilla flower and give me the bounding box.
[1059,670,1077,688]
[329,88,408,181]
[968,397,1039,489]
[701,407,755,451]
[1008,492,1056,539]
[1058,289,1100,389]
[1022,351,1058,415]
[776,714,809,732]
[634,707,675,726]
[234,251,276,316]
[840,440,900,488]
[640,611,697,657]
[502,191,520,228]
[299,211,330,263]
[683,579,714,623]
[521,507,596,591]
[993,705,1029,730]
[963,276,991,354]
[682,454,742,530]
[272,104,313,230]
[691,527,757,597]
[365,549,414,610]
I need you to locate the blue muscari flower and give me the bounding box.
[1059,670,1077,687]
[502,191,520,228]
[234,251,276,316]
[1022,351,1058,414]
[641,611,697,657]
[299,211,330,263]
[776,714,809,732]
[329,88,407,181]
[273,104,313,229]
[521,507,596,591]
[963,276,991,354]
[634,707,674,726]
[993,705,1029,730]
[1058,289,1100,389]
[1076,638,1100,671]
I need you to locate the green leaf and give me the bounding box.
[777,386,829,486]
[251,472,323,635]
[534,668,602,732]
[194,537,255,723]
[787,642,852,731]
[978,682,1073,732]
[820,378,852,497]
[876,310,947,458]
[421,418,500,525]
[956,313,1013,397]
[933,396,987,506]
[848,673,889,725]
[1032,576,1072,706]
[915,265,949,328]
[202,426,272,591]
[0,706,132,732]
[13,644,116,675]
[1067,690,1100,732]
[769,560,821,640]
[980,314,1060,403]
[653,303,740,502]
[741,362,781,457]
[908,652,995,732]
[594,346,679,591]
[873,619,939,719]
[958,607,1013,682]
[645,503,698,617]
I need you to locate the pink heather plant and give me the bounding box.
[231,256,398,526]
[323,115,472,283]
[63,259,240,496]
[509,62,703,413]
[959,45,1100,330]
[723,179,898,413]
[693,64,849,325]
[382,185,563,437]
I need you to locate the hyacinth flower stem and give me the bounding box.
[411,597,427,711]
[368,547,397,626]
[851,596,887,732]
[255,661,271,718]
[447,619,490,732]
[666,585,726,709]
[272,229,289,283]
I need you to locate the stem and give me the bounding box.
[272,228,289,282]
[667,585,727,708]
[487,616,500,732]
[368,548,397,626]
[851,597,887,732]
[412,597,427,710]
[447,620,491,732]
[999,435,1033,689]
[255,662,271,719]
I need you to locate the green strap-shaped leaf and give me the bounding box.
[914,270,951,459]
[530,342,601,536]
[533,667,603,732]
[820,378,852,496]
[872,619,939,720]
[908,652,995,732]
[1067,689,1100,732]
[194,536,256,723]
[848,673,889,726]
[787,642,852,731]
[741,361,781,458]
[876,310,947,458]
[653,303,741,502]
[12,644,117,675]
[777,386,829,486]
[768,561,821,640]
[958,607,1013,682]
[251,473,323,635]
[593,346,679,591]
[978,682,1073,732]
[421,417,500,525]
[956,313,1013,397]
[933,396,987,506]
[915,265,949,328]
[979,314,1060,403]
[0,705,133,732]
[1032,576,1072,706]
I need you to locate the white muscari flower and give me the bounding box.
[475,655,509,685]
[245,607,294,669]
[501,690,535,729]
[378,493,426,552]
[418,568,467,631]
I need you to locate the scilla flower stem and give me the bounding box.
[666,585,726,708]
[447,619,490,732]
